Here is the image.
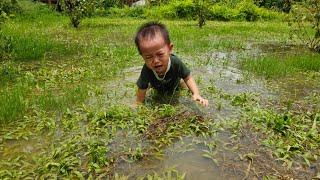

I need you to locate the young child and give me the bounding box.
[134,21,208,106]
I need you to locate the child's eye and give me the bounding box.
[145,57,153,61]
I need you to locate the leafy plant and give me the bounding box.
[289,0,320,52]
[60,0,101,27]
[0,0,22,25]
[237,0,260,21]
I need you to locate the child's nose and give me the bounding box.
[153,56,161,64]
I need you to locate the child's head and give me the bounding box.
[135,21,173,76]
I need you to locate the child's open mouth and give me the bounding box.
[154,65,163,71]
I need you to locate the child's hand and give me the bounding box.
[192,94,209,107]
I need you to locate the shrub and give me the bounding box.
[158,4,177,19]
[171,0,197,19]
[254,0,291,13]
[0,0,22,25]
[127,6,146,18]
[289,0,320,52]
[208,4,238,21]
[60,0,100,27]
[236,0,260,21]
[106,6,143,18]
[0,0,22,15]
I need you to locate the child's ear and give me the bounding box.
[168,43,173,53]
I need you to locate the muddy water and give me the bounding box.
[101,43,319,179]
[1,43,318,178]
[101,56,272,179]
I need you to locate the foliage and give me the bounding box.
[244,106,320,167]
[148,0,171,6]
[103,0,124,8]
[171,0,197,19]
[193,0,212,27]
[0,0,22,25]
[208,4,238,21]
[105,0,283,21]
[144,5,177,19]
[237,0,260,21]
[254,0,292,13]
[60,0,101,27]
[289,0,320,52]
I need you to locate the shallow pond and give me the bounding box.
[1,43,319,179]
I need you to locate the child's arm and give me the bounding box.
[183,75,209,106]
[136,88,147,105]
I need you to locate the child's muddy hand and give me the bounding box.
[192,94,209,107]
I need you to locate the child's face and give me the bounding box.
[139,34,173,76]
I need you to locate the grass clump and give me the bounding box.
[240,53,320,78]
[243,107,320,167]
[0,84,28,124]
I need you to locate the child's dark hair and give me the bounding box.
[135,21,171,54]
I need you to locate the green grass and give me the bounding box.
[0,84,28,124]
[35,85,88,111]
[241,53,320,78]
[1,1,76,61]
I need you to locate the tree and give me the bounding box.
[193,0,211,28]
[290,0,320,52]
[60,0,100,28]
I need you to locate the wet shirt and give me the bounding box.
[137,54,190,94]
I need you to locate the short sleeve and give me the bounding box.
[136,65,149,89]
[177,59,190,79]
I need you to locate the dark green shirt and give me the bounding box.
[137,54,190,94]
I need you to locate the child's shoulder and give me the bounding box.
[170,53,184,64]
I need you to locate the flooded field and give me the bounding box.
[1,14,320,179]
[38,43,316,179]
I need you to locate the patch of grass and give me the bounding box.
[1,1,76,61]
[0,61,21,85]
[35,85,88,112]
[0,84,28,125]
[240,53,320,78]
[11,33,71,61]
[243,106,320,168]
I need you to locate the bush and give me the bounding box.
[208,4,237,21]
[148,5,177,19]
[60,0,100,27]
[107,6,146,18]
[0,0,22,24]
[254,0,291,13]
[171,0,197,19]
[0,0,22,15]
[127,6,146,18]
[236,0,260,21]
[289,0,320,52]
